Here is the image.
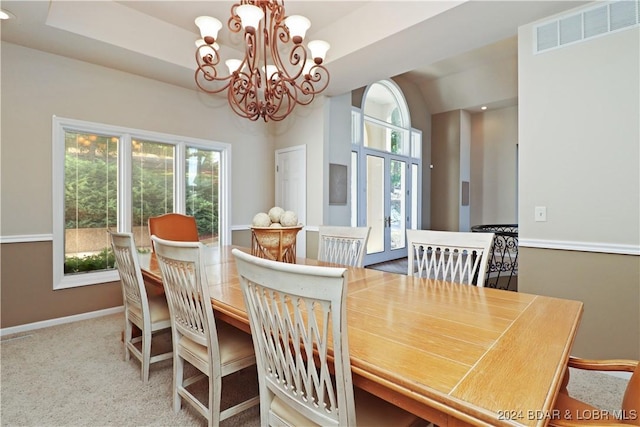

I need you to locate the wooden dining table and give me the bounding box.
[139,245,583,427]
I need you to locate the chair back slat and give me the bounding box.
[151,237,213,347]
[110,232,146,315]
[234,249,355,427]
[318,226,371,267]
[407,229,494,286]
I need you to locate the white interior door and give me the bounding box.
[275,145,306,257]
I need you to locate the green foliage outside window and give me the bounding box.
[64,133,219,274]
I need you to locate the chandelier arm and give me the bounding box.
[269,9,300,82]
[299,65,330,95]
[228,74,260,121]
[269,82,296,121]
[228,3,243,34]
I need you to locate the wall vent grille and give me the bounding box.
[535,0,639,53]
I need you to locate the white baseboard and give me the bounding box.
[0,306,123,337]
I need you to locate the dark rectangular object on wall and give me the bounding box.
[461,181,470,206]
[329,163,348,205]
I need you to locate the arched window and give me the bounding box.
[362,80,412,155]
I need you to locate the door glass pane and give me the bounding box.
[64,132,118,274]
[390,159,406,250]
[186,147,220,246]
[366,155,384,254]
[131,140,175,251]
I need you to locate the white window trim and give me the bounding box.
[52,116,231,290]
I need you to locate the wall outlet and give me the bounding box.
[535,206,547,222]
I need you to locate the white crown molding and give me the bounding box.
[519,238,640,256]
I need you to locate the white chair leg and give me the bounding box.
[141,328,152,383]
[124,319,132,361]
[208,376,222,427]
[173,355,184,412]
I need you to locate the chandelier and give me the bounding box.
[194,1,331,122]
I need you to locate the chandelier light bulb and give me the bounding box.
[284,15,311,44]
[236,4,264,34]
[307,40,330,64]
[225,59,244,75]
[195,16,222,44]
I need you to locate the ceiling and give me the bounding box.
[1,1,586,111]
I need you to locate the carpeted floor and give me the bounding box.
[1,312,630,426]
[1,313,259,427]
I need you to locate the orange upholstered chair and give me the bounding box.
[550,356,639,426]
[148,213,199,251]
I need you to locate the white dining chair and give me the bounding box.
[233,248,424,427]
[151,236,259,427]
[109,232,172,383]
[406,229,494,286]
[317,225,371,267]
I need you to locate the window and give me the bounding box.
[52,117,230,290]
[351,79,422,264]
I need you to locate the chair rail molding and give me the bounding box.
[0,234,53,244]
[519,238,640,256]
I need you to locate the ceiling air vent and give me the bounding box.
[535,0,639,53]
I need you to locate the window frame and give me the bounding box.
[52,116,231,290]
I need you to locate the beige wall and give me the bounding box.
[430,110,461,231]
[520,248,639,359]
[470,106,518,226]
[1,242,123,327]
[518,13,639,358]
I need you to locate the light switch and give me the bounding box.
[535,206,547,222]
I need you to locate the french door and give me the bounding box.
[362,149,410,265]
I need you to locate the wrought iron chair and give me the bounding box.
[151,236,259,426]
[406,229,494,286]
[317,225,371,267]
[233,248,424,427]
[551,356,639,426]
[148,213,199,251]
[110,232,172,382]
[471,224,518,290]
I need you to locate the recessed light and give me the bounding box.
[0,9,15,20]
[481,106,488,111]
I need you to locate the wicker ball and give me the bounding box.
[252,212,271,227]
[280,210,298,227]
[269,222,282,228]
[268,206,285,223]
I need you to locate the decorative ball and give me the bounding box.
[268,206,285,223]
[280,210,298,227]
[269,222,282,228]
[252,212,271,227]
